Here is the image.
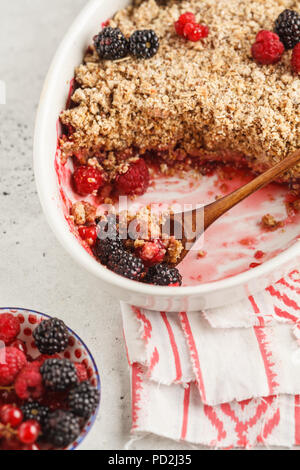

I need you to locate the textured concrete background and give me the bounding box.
[0,0,195,450]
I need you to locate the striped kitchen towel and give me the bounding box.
[121,269,300,448]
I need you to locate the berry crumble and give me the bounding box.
[59,0,300,285]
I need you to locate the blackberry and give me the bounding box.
[94,214,124,265]
[275,9,300,49]
[40,359,78,392]
[107,248,145,281]
[94,237,124,265]
[68,381,100,419]
[129,30,159,59]
[94,27,128,60]
[21,402,50,428]
[33,318,69,355]
[44,410,80,448]
[144,263,182,286]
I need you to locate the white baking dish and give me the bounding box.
[33,0,300,312]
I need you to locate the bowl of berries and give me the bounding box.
[0,308,100,450]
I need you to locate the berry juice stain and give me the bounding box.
[57,143,300,286]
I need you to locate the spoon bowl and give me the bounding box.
[166,150,300,265]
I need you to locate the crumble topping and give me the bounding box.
[61,0,300,181]
[70,201,97,225]
[71,202,184,264]
[261,213,284,230]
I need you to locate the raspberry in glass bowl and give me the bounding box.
[0,308,101,450]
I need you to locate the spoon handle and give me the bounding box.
[203,150,300,230]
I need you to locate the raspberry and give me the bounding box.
[275,9,300,50]
[74,363,88,383]
[174,20,185,37]
[144,263,182,286]
[185,23,209,41]
[0,405,23,428]
[292,43,300,74]
[179,12,196,25]
[251,30,284,65]
[21,402,50,428]
[94,27,129,60]
[0,314,21,345]
[44,410,80,448]
[0,347,27,386]
[33,318,69,355]
[78,225,97,246]
[41,359,78,391]
[68,381,100,419]
[9,339,27,356]
[136,239,166,266]
[175,12,196,36]
[73,166,104,196]
[255,30,279,43]
[18,421,40,445]
[129,30,159,59]
[115,159,150,196]
[14,363,44,400]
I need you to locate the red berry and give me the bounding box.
[115,159,150,196]
[0,314,21,345]
[0,347,27,386]
[0,405,23,428]
[179,12,196,25]
[255,30,279,43]
[14,363,44,400]
[175,12,196,37]
[78,226,98,246]
[251,30,284,65]
[199,24,209,39]
[136,239,166,266]
[74,363,88,383]
[183,22,195,39]
[174,20,185,37]
[18,420,40,445]
[184,23,209,41]
[73,166,104,196]
[292,43,300,74]
[9,339,27,356]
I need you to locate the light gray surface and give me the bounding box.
[0,0,198,451]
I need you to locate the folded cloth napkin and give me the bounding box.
[121,269,300,448]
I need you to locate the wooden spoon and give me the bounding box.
[164,150,300,266]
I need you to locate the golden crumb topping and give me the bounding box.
[61,0,300,180]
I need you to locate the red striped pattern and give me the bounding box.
[161,312,182,383]
[180,312,207,403]
[253,327,278,396]
[267,285,300,312]
[249,295,265,327]
[131,363,144,430]
[181,384,191,440]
